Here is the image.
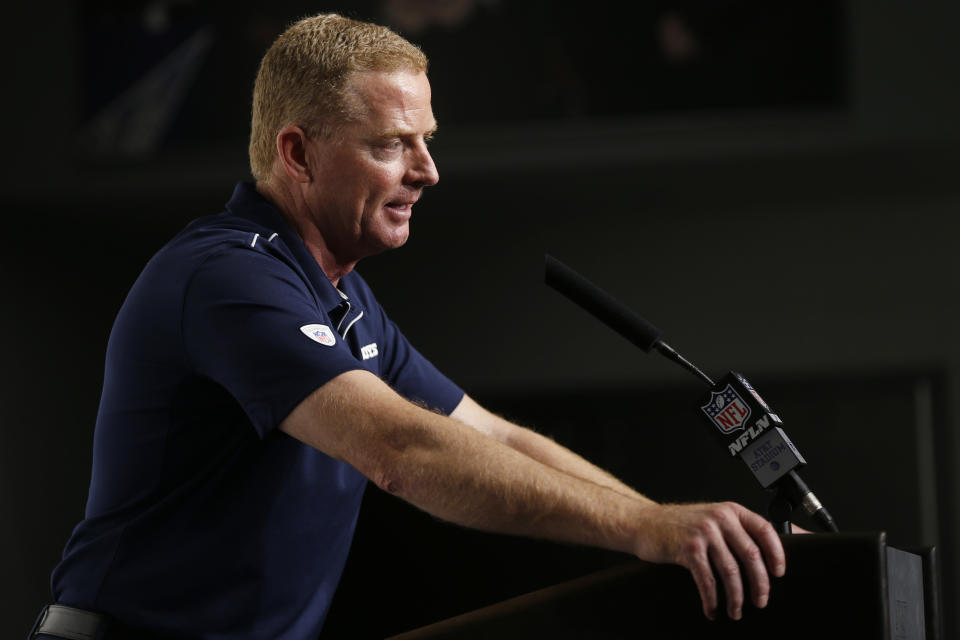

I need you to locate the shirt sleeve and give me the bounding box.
[363,293,464,416]
[182,246,365,438]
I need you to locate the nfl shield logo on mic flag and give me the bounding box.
[701,385,752,435]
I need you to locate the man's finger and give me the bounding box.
[722,524,770,609]
[685,550,719,620]
[722,505,784,610]
[708,540,744,620]
[738,506,786,578]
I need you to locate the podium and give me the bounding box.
[389,533,940,640]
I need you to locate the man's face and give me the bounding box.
[302,70,439,264]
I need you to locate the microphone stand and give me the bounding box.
[657,339,837,533]
[545,255,838,534]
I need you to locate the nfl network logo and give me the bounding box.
[701,385,752,435]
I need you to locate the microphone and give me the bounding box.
[545,255,714,387]
[544,254,838,533]
[544,254,660,352]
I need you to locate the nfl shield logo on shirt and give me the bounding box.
[300,323,336,347]
[701,385,752,435]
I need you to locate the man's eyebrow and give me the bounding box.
[378,122,439,138]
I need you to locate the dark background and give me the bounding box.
[5,0,960,637]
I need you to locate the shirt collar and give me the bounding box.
[223,182,362,319]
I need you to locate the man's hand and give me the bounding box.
[633,501,785,621]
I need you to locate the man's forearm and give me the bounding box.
[450,395,653,505]
[282,370,651,555]
[500,424,653,503]
[381,414,651,552]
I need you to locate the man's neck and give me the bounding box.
[255,179,357,287]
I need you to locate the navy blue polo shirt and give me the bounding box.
[51,182,463,638]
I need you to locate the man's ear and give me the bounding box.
[275,125,312,183]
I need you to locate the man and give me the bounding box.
[34,13,785,640]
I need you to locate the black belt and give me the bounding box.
[29,605,157,640]
[30,605,105,640]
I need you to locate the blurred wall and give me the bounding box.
[4,0,959,636]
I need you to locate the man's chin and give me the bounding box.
[364,230,410,257]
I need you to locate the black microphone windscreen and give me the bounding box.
[544,254,661,352]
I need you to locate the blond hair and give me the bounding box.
[249,13,428,181]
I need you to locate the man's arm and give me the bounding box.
[451,394,652,503]
[280,370,785,621]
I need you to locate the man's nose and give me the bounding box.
[407,143,439,188]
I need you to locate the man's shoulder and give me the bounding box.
[161,181,291,260]
[156,213,290,271]
[118,214,301,321]
[173,212,277,248]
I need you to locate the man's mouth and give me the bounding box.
[385,197,417,215]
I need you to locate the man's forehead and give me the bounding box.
[342,70,436,135]
[346,69,430,105]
